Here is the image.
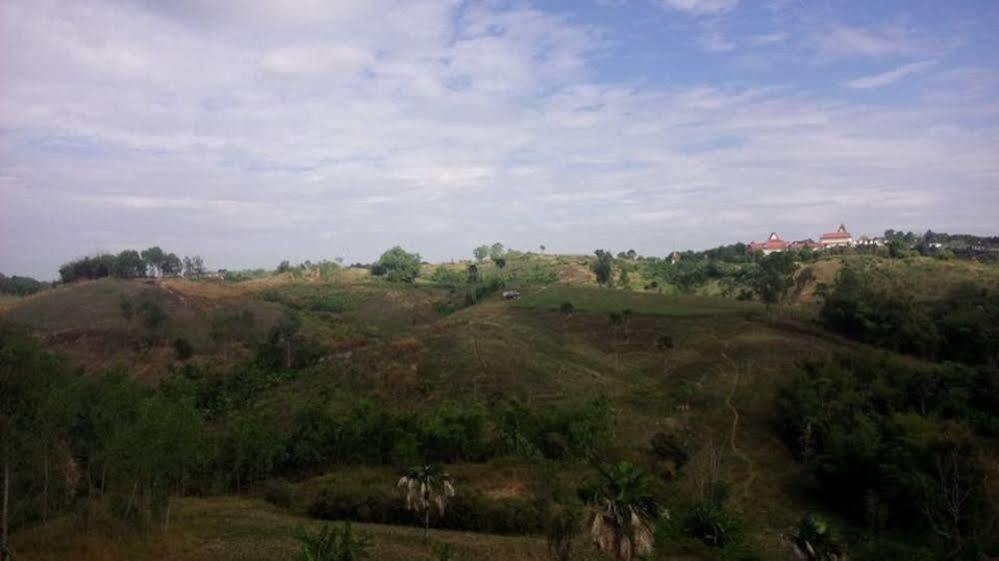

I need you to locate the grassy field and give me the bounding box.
[514,285,760,317]
[11,496,591,561]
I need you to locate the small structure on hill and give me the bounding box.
[819,224,853,248]
[748,232,789,255]
[502,290,521,300]
[788,239,821,250]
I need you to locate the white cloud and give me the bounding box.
[846,60,937,89]
[818,24,928,58]
[0,0,997,278]
[658,0,739,16]
[750,32,787,46]
[698,30,736,52]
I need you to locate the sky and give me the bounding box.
[1,0,998,279]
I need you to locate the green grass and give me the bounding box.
[514,285,761,317]
[13,496,586,561]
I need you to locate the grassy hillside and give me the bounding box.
[4,251,998,561]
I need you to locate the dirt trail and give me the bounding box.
[722,352,756,499]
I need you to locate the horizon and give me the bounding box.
[3,0,999,279]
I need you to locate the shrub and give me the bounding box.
[295,523,372,561]
[372,246,421,283]
[683,500,741,549]
[262,478,295,509]
[790,515,845,561]
[309,485,546,535]
[172,337,194,360]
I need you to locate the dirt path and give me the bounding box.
[722,352,757,499]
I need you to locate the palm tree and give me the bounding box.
[398,464,455,544]
[586,461,661,561]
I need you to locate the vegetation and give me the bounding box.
[2,240,998,561]
[397,465,455,543]
[0,274,47,297]
[371,247,421,283]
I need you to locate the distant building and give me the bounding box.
[788,239,822,250]
[748,232,789,255]
[820,224,853,248]
[856,235,885,247]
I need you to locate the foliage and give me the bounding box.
[580,461,660,561]
[295,523,372,561]
[591,250,614,285]
[821,264,999,367]
[682,499,741,549]
[430,265,465,286]
[777,352,997,555]
[172,337,194,360]
[372,246,422,283]
[790,515,845,561]
[546,502,582,561]
[751,252,796,315]
[0,274,46,296]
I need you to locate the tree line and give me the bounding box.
[58,248,208,283]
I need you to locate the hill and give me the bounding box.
[3,251,998,561]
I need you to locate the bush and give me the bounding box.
[683,500,741,549]
[309,485,546,535]
[295,523,372,561]
[262,478,295,509]
[372,246,421,283]
[173,337,194,360]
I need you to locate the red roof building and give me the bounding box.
[788,239,822,250]
[748,232,789,255]
[819,224,853,247]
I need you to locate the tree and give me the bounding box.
[398,464,455,544]
[752,252,795,320]
[489,243,505,260]
[618,267,629,287]
[277,260,293,274]
[466,264,480,284]
[494,257,507,270]
[141,246,165,277]
[592,250,613,285]
[584,461,659,561]
[0,326,68,558]
[182,255,206,278]
[540,244,546,252]
[160,253,182,277]
[473,245,489,262]
[112,250,147,279]
[373,246,421,283]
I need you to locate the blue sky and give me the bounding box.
[1,0,998,278]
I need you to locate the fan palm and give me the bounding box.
[398,464,455,544]
[586,461,661,561]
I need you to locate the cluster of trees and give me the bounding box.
[778,352,998,559]
[370,246,422,283]
[0,274,46,297]
[473,243,507,262]
[821,265,999,367]
[58,248,208,283]
[0,322,619,543]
